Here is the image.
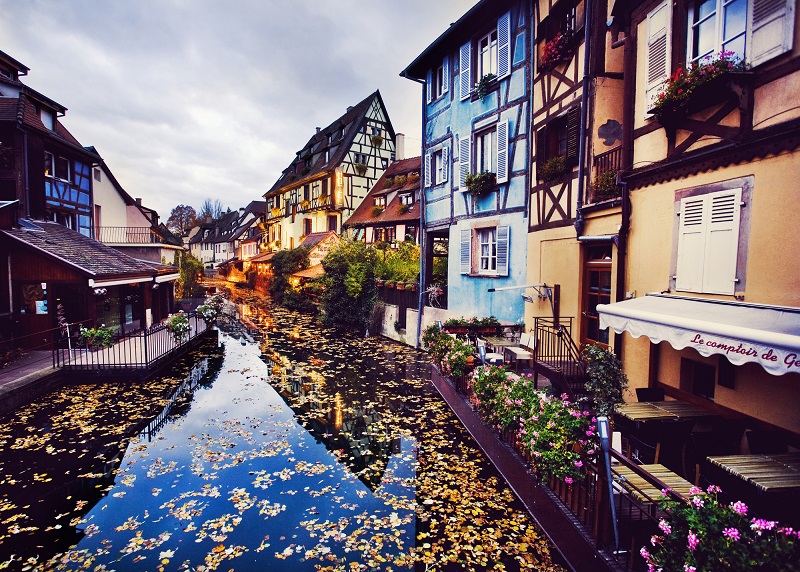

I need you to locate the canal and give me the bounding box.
[0,292,565,571]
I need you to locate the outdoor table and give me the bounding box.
[615,401,718,425]
[483,335,518,353]
[613,463,695,503]
[706,453,800,494]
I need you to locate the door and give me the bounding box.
[582,244,612,346]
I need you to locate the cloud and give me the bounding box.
[1,0,472,219]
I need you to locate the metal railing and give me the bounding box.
[53,313,209,375]
[96,226,166,244]
[533,317,587,399]
[590,146,624,203]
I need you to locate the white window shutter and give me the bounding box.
[645,1,671,114]
[675,196,706,292]
[441,146,449,182]
[424,152,432,188]
[442,56,450,93]
[496,225,509,277]
[426,69,433,104]
[497,12,512,79]
[459,42,472,101]
[460,229,471,274]
[459,135,471,189]
[748,0,795,67]
[702,189,742,295]
[496,119,509,183]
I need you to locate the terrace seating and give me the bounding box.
[636,387,665,402]
[476,338,504,366]
[504,332,534,372]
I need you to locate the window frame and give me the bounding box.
[459,11,512,101]
[459,224,510,277]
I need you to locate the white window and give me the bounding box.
[461,119,508,184]
[424,145,449,187]
[426,57,450,103]
[459,12,512,101]
[475,129,497,174]
[687,0,747,64]
[675,187,743,295]
[374,196,386,208]
[460,225,510,276]
[400,193,414,206]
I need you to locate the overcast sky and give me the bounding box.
[1,0,473,220]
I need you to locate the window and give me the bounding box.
[381,158,388,169]
[374,196,386,208]
[327,215,338,232]
[674,186,744,295]
[459,12,512,101]
[582,245,612,345]
[457,120,508,188]
[426,57,450,103]
[460,225,509,276]
[433,149,447,185]
[399,193,414,206]
[535,106,580,180]
[93,168,102,182]
[303,218,312,236]
[681,358,717,400]
[354,152,368,165]
[687,0,746,64]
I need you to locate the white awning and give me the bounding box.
[597,294,800,376]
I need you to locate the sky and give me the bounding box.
[1,0,473,221]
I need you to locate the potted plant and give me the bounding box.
[398,204,411,215]
[540,29,575,72]
[474,73,497,101]
[396,282,406,291]
[581,343,628,418]
[270,207,281,217]
[385,280,396,288]
[370,134,384,148]
[319,193,330,205]
[354,163,368,176]
[650,50,747,126]
[539,155,568,183]
[371,205,384,217]
[383,176,395,188]
[299,199,310,210]
[590,169,620,202]
[79,325,114,348]
[464,171,496,197]
[166,312,191,344]
[440,337,475,379]
[376,279,385,287]
[642,485,800,571]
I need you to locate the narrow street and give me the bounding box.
[0,288,566,571]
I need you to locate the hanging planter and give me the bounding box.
[464,171,496,197]
[370,135,384,148]
[540,29,575,72]
[354,163,368,176]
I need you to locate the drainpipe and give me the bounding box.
[400,71,427,348]
[574,0,595,237]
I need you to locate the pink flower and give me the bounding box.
[723,527,740,541]
[731,501,748,516]
[689,486,703,495]
[650,535,660,546]
[639,546,650,560]
[564,477,573,484]
[684,566,697,572]
[661,488,670,497]
[687,530,699,550]
[692,496,704,508]
[751,519,777,532]
[574,460,583,467]
[706,484,722,494]
[658,519,672,535]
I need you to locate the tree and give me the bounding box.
[174,251,205,298]
[320,238,378,331]
[198,199,224,221]
[166,204,197,235]
[269,247,310,308]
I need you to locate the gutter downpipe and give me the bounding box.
[401,71,428,349]
[574,0,594,237]
[610,24,635,361]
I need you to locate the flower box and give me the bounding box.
[540,29,575,72]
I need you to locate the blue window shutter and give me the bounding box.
[442,56,450,93]
[424,152,432,188]
[459,42,471,101]
[496,119,509,183]
[496,225,509,277]
[441,145,449,182]
[459,135,471,189]
[460,229,471,274]
[426,69,433,103]
[498,12,512,78]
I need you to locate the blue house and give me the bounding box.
[402,0,532,326]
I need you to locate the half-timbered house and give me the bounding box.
[263,91,396,251]
[596,0,800,437]
[402,0,533,326]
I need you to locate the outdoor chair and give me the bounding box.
[746,429,790,454]
[476,338,504,366]
[688,420,745,485]
[504,332,534,372]
[636,387,665,402]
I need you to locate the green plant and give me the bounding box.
[371,205,384,217]
[643,485,800,571]
[474,73,497,101]
[443,316,500,328]
[393,320,402,333]
[439,337,475,379]
[519,393,599,482]
[300,199,310,209]
[398,203,410,214]
[166,312,191,344]
[196,294,225,325]
[370,134,384,147]
[320,237,378,330]
[408,172,420,184]
[464,171,496,196]
[79,326,114,348]
[383,176,395,188]
[651,50,745,123]
[469,366,540,431]
[581,343,628,417]
[301,166,310,176]
[539,155,568,183]
[422,324,454,369]
[354,163,368,176]
[590,169,620,202]
[540,29,575,72]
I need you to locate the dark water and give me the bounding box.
[0,295,563,571]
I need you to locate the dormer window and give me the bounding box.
[40,109,55,131]
[400,193,414,206]
[374,196,386,208]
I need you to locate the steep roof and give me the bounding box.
[264,91,394,198]
[344,157,421,228]
[299,231,337,249]
[2,220,158,279]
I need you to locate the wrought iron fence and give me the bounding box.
[533,317,587,398]
[54,313,209,375]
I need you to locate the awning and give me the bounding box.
[597,294,800,376]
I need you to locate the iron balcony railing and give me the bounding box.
[589,146,624,203]
[96,226,166,244]
[533,316,588,400]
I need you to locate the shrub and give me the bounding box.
[439,337,474,379]
[320,238,377,330]
[79,326,114,348]
[590,169,620,202]
[643,485,800,571]
[372,205,384,217]
[383,176,395,188]
[539,156,568,183]
[581,343,628,418]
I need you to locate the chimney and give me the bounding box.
[316,127,321,133]
[395,133,405,161]
[135,197,142,206]
[347,106,353,112]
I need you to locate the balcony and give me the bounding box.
[589,146,623,204]
[96,226,168,244]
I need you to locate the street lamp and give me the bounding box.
[597,416,619,553]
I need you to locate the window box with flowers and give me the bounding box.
[474,73,498,102]
[464,171,496,197]
[354,163,368,176]
[371,205,384,217]
[589,169,621,203]
[270,207,282,218]
[299,199,310,210]
[370,135,384,148]
[539,155,568,184]
[649,50,749,127]
[540,29,575,72]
